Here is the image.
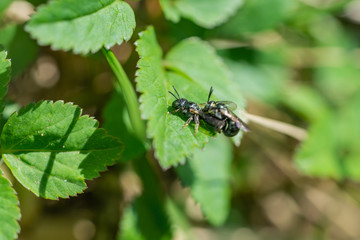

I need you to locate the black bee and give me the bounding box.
[169,86,250,137]
[199,108,241,137]
[168,86,201,135]
[201,87,250,135]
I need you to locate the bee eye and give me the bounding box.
[172,100,180,109]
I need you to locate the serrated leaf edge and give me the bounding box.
[135,26,211,169]
[25,1,136,54]
[1,100,123,199]
[172,0,245,29]
[0,170,21,238]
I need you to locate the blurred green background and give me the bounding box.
[2,0,360,239]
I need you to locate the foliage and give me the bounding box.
[135,27,208,169]
[2,101,123,199]
[0,47,11,102]
[25,0,135,54]
[160,0,243,28]
[1,0,360,239]
[103,92,145,162]
[0,0,12,17]
[214,0,296,37]
[177,136,233,225]
[0,24,38,76]
[0,171,20,240]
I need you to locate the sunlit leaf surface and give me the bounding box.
[0,46,11,101]
[177,136,232,225]
[1,101,123,199]
[26,0,135,54]
[0,172,20,240]
[160,0,243,28]
[135,26,209,169]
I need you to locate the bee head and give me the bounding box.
[169,86,188,110]
[172,98,187,109]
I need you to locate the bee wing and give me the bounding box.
[216,101,237,110]
[235,117,250,132]
[220,108,250,132]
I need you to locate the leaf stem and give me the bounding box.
[102,48,146,142]
[244,113,308,141]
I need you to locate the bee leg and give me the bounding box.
[194,114,199,135]
[181,116,193,130]
[167,108,180,115]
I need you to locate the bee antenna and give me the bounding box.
[172,86,181,98]
[207,86,214,102]
[169,91,178,99]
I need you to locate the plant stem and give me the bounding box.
[244,113,308,141]
[102,48,146,142]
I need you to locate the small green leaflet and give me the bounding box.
[177,136,232,226]
[216,0,296,37]
[0,0,12,17]
[136,26,248,168]
[117,157,172,239]
[0,24,39,76]
[135,26,208,169]
[224,59,287,104]
[25,0,136,54]
[118,206,145,240]
[0,172,20,240]
[0,46,11,101]
[296,95,360,180]
[165,38,246,108]
[165,37,247,146]
[1,101,123,199]
[295,114,340,178]
[160,0,243,28]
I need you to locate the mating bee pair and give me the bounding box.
[169,86,250,137]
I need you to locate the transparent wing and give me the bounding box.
[224,109,251,132]
[217,101,237,110]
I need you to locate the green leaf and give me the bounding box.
[0,101,20,134]
[336,96,360,180]
[165,200,192,239]
[0,0,12,17]
[315,65,360,106]
[103,92,146,161]
[118,158,172,240]
[295,114,340,179]
[118,206,145,240]
[0,46,11,101]
[177,135,232,226]
[165,37,247,145]
[1,101,123,199]
[296,95,360,180]
[216,0,296,37]
[135,26,208,169]
[0,24,39,76]
[25,0,136,54]
[0,172,20,240]
[224,58,288,103]
[159,0,181,23]
[160,0,243,28]
[0,24,17,47]
[283,85,330,122]
[165,38,246,109]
